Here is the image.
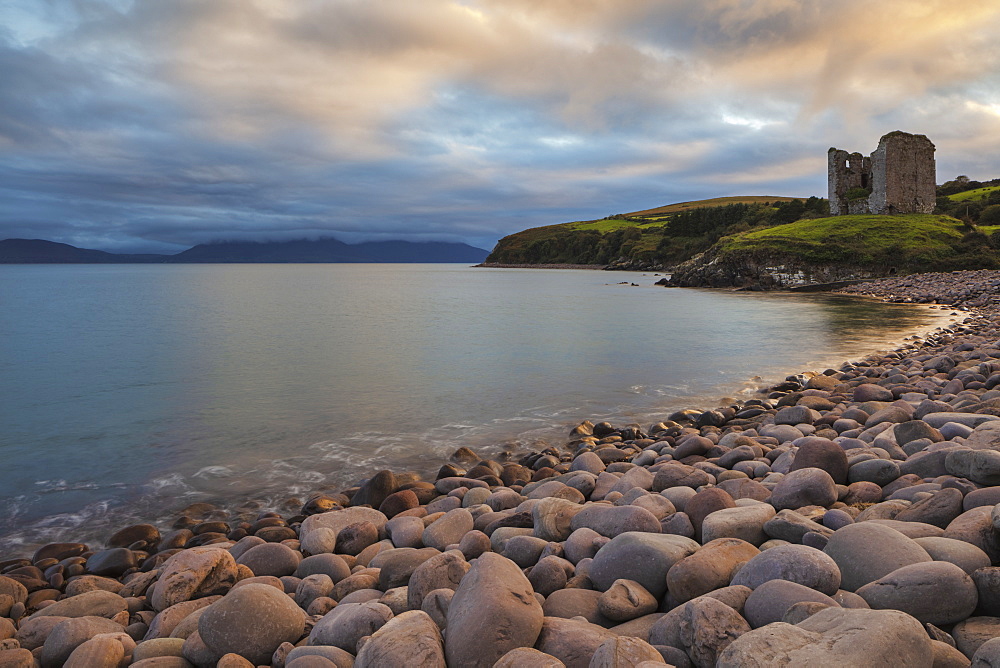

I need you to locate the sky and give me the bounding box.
[2,0,1000,254]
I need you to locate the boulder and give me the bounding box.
[533,498,585,542]
[493,647,566,667]
[856,561,977,625]
[423,509,475,551]
[235,543,301,577]
[731,544,841,595]
[954,617,1000,660]
[589,532,699,598]
[684,489,736,542]
[589,636,663,668]
[299,507,388,543]
[149,547,239,612]
[197,583,304,664]
[62,632,134,668]
[569,505,661,538]
[701,504,776,546]
[717,607,932,667]
[445,552,544,668]
[355,610,445,668]
[648,595,750,668]
[788,438,849,484]
[915,537,991,575]
[823,521,932,591]
[597,580,658,623]
[308,601,393,652]
[39,616,124,667]
[769,468,838,511]
[972,636,1000,666]
[28,590,127,621]
[534,617,617,668]
[406,550,470,610]
[947,450,1000,486]
[743,579,838,628]
[666,538,760,603]
[542,589,610,627]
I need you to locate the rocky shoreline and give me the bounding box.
[3,270,1000,667]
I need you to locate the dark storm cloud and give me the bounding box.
[2,0,1000,253]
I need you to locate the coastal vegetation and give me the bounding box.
[485,175,1000,279]
[486,196,828,268]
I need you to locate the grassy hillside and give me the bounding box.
[666,213,1000,287]
[717,214,974,268]
[626,196,799,217]
[485,196,827,268]
[948,185,1000,202]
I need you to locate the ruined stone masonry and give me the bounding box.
[828,131,936,216]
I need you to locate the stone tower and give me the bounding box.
[828,131,936,216]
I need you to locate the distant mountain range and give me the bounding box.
[0,238,490,264]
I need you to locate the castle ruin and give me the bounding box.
[828,131,936,216]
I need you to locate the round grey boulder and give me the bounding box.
[308,601,393,652]
[589,532,699,598]
[445,552,543,668]
[914,537,991,574]
[423,508,474,551]
[717,607,932,667]
[235,543,302,577]
[743,579,839,628]
[354,610,444,668]
[769,468,837,511]
[856,560,977,625]
[198,583,305,665]
[731,544,841,595]
[823,521,932,592]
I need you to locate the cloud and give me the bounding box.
[1,0,999,253]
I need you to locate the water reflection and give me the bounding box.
[0,265,950,553]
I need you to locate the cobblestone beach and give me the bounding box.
[3,270,1000,667]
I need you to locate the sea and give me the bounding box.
[0,263,954,555]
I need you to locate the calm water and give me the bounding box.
[0,264,949,554]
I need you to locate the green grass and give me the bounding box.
[949,186,1000,201]
[626,196,799,217]
[717,214,971,269]
[569,218,661,232]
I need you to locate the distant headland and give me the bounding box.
[0,237,490,264]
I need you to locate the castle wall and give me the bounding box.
[828,149,871,215]
[871,132,936,214]
[828,131,935,216]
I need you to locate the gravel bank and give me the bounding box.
[2,269,1000,667]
